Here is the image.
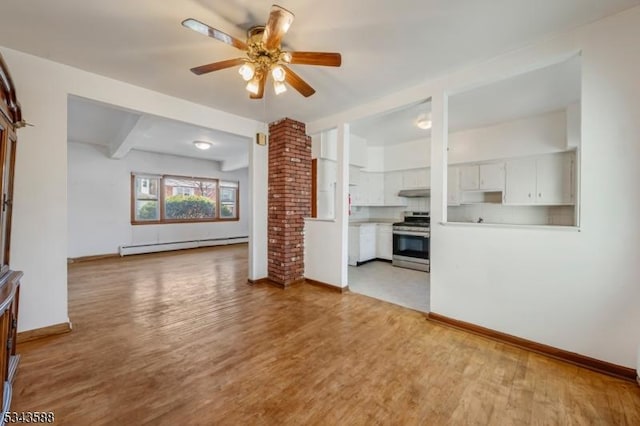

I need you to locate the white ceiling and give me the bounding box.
[352,54,581,146]
[351,100,432,147]
[67,96,250,169]
[1,0,637,125]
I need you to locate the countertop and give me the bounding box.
[348,219,396,227]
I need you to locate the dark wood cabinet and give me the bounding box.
[0,52,23,422]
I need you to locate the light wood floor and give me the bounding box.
[13,244,640,425]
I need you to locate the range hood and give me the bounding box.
[398,188,430,198]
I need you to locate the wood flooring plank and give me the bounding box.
[10,244,640,425]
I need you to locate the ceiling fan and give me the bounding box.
[182,4,341,99]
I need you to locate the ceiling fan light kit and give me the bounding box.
[182,4,342,99]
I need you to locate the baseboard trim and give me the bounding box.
[17,321,73,344]
[427,312,637,382]
[247,277,304,289]
[247,277,272,286]
[68,253,120,263]
[304,278,349,293]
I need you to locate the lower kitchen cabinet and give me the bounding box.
[375,224,393,260]
[348,224,376,265]
[349,223,392,265]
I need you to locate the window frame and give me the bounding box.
[131,173,240,225]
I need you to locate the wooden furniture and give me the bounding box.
[0,52,23,422]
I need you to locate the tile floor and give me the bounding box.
[348,260,430,312]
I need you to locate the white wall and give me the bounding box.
[67,142,248,257]
[384,139,431,171]
[308,6,640,368]
[2,47,266,332]
[448,110,567,164]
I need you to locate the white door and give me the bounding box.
[505,158,536,205]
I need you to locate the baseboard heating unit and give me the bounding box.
[119,236,248,256]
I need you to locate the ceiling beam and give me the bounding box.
[108,113,147,159]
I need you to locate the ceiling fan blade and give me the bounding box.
[182,18,247,51]
[262,5,295,50]
[190,58,245,75]
[283,66,315,97]
[289,52,342,67]
[249,75,266,99]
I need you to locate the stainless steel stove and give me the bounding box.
[392,212,430,272]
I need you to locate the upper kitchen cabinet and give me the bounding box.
[447,167,461,206]
[384,171,407,206]
[313,128,338,161]
[402,168,429,189]
[459,163,504,191]
[352,172,384,206]
[504,152,574,205]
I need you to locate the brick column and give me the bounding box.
[268,118,312,287]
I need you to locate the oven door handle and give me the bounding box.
[393,230,430,237]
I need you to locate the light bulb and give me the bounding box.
[416,113,432,130]
[271,65,286,82]
[281,52,292,63]
[238,63,255,81]
[193,141,212,150]
[246,78,260,95]
[274,81,287,95]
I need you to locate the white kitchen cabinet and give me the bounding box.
[348,226,359,266]
[349,165,361,186]
[479,163,505,190]
[504,153,574,205]
[459,163,504,191]
[366,172,384,205]
[352,172,383,206]
[447,167,461,206]
[383,171,407,206]
[459,165,480,191]
[402,168,429,189]
[316,159,337,219]
[360,224,376,261]
[319,129,337,161]
[317,159,336,191]
[536,154,573,204]
[505,158,536,204]
[348,224,376,265]
[376,224,393,260]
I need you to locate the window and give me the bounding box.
[133,175,160,222]
[131,174,239,224]
[219,181,238,219]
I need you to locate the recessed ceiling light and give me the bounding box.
[193,141,212,150]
